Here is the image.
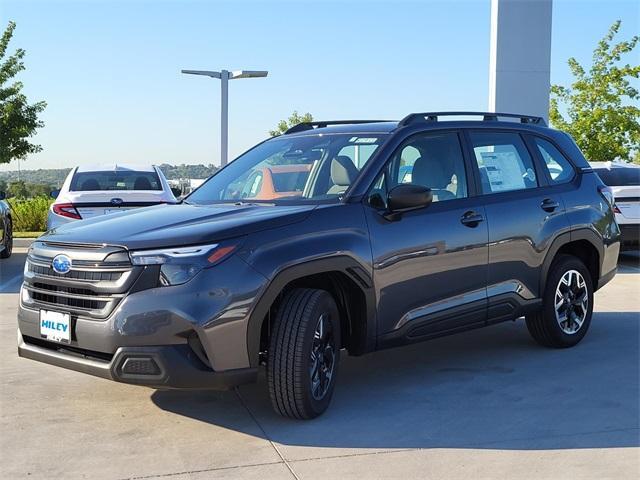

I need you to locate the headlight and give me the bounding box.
[129,241,239,286]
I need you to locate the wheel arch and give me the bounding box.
[540,229,603,294]
[246,256,376,368]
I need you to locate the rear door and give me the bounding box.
[365,130,489,345]
[465,130,571,323]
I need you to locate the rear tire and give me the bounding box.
[267,288,341,419]
[526,254,593,348]
[0,217,12,259]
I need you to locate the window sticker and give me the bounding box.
[349,137,378,144]
[480,151,527,192]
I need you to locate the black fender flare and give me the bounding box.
[245,255,376,368]
[539,228,604,294]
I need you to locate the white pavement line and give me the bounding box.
[121,460,286,480]
[234,387,301,480]
[0,273,23,293]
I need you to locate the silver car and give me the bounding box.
[0,190,12,259]
[48,164,178,229]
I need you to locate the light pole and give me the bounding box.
[181,69,268,167]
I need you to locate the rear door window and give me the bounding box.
[71,171,163,191]
[469,132,538,194]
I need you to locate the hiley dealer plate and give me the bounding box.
[39,310,71,343]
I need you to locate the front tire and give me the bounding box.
[526,254,593,348]
[0,217,12,259]
[268,288,341,419]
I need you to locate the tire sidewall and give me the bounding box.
[543,256,594,346]
[1,217,11,258]
[299,292,341,417]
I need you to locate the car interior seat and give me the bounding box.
[327,155,359,195]
[478,166,492,193]
[134,176,153,190]
[411,157,456,201]
[80,179,101,191]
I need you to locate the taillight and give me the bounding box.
[52,203,82,219]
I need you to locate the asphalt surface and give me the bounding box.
[1,240,638,479]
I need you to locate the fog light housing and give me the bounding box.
[120,357,161,376]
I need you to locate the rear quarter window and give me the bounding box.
[533,137,575,184]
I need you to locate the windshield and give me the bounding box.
[186,133,388,205]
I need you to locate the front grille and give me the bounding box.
[28,263,124,282]
[31,282,107,311]
[22,241,141,319]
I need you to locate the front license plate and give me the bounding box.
[39,310,71,343]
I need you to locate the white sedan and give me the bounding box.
[591,161,640,250]
[48,164,178,230]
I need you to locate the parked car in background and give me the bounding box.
[48,164,178,230]
[0,191,12,258]
[591,161,640,250]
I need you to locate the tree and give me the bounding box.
[7,180,28,198]
[549,21,639,162]
[269,111,313,136]
[0,21,47,165]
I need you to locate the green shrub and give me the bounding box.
[8,196,52,232]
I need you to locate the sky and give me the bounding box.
[1,0,638,171]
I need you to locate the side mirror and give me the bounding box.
[50,189,60,199]
[170,187,182,198]
[0,191,5,201]
[385,184,432,219]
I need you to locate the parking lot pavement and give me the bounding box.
[1,245,638,480]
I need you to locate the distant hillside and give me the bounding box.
[0,163,218,187]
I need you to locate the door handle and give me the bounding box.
[541,198,560,212]
[460,211,484,227]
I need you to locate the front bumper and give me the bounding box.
[17,330,257,389]
[17,254,267,389]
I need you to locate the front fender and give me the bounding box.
[238,203,375,367]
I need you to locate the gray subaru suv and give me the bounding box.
[17,112,620,419]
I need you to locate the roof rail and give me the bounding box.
[284,120,391,135]
[398,111,546,127]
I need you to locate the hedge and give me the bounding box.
[7,197,52,232]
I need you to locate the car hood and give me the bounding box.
[41,202,317,250]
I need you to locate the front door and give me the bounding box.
[365,131,489,346]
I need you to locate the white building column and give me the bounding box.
[489,0,553,122]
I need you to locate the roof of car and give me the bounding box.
[281,119,555,138]
[282,122,399,137]
[75,163,157,173]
